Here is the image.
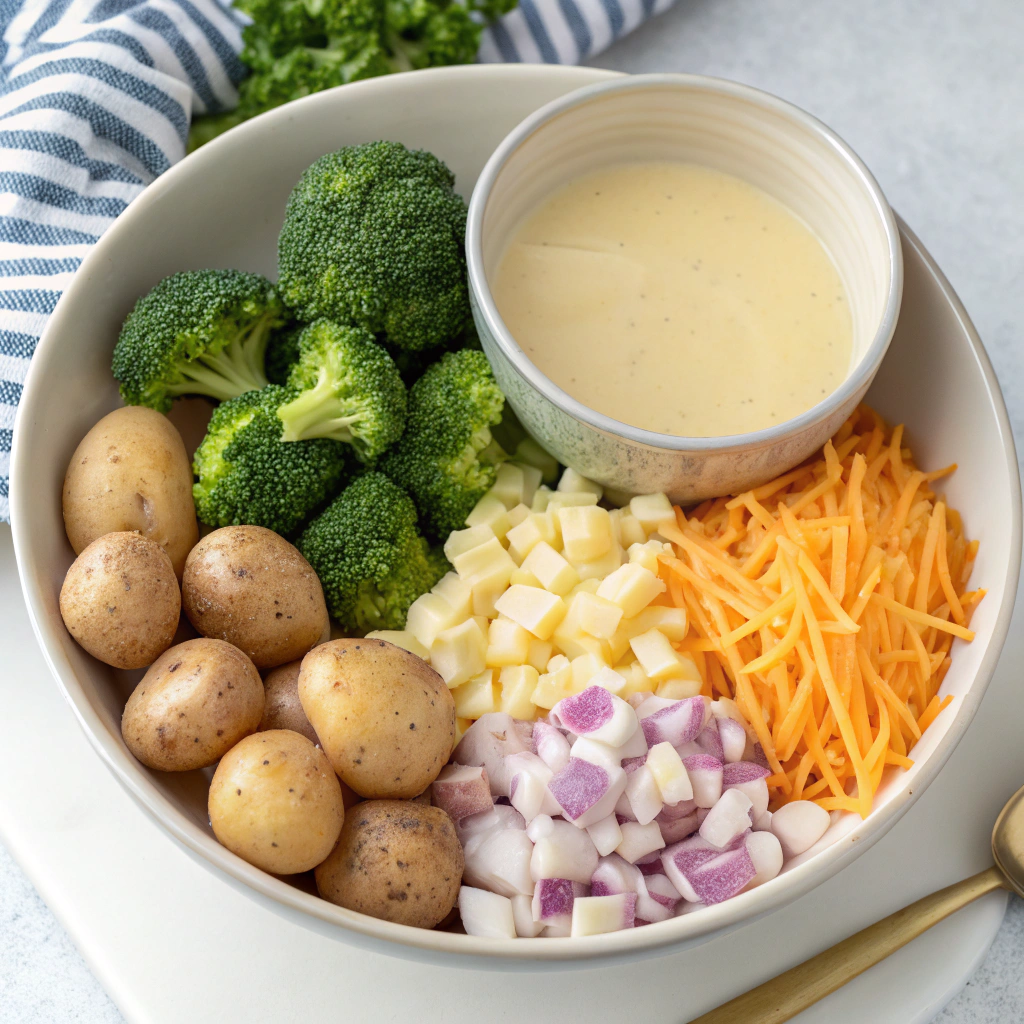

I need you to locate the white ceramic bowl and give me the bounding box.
[10,65,1021,967]
[467,74,904,502]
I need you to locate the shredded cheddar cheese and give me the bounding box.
[658,405,982,818]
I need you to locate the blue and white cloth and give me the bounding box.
[0,0,674,523]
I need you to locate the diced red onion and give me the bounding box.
[462,827,534,897]
[753,809,773,832]
[717,716,748,763]
[624,763,664,825]
[634,695,676,720]
[621,754,648,774]
[613,789,638,822]
[658,812,699,844]
[770,800,831,857]
[430,763,493,823]
[530,819,599,884]
[698,787,753,849]
[586,814,624,857]
[590,853,638,896]
[453,712,533,796]
[659,798,698,820]
[640,697,706,748]
[723,775,770,821]
[682,754,724,807]
[722,761,772,785]
[511,893,543,937]
[661,835,720,902]
[459,886,517,938]
[627,691,656,709]
[551,686,638,748]
[616,820,666,863]
[506,750,559,823]
[456,804,526,847]
[743,830,784,889]
[689,845,757,905]
[607,723,649,760]
[696,717,725,761]
[548,755,627,828]
[532,877,589,931]
[532,720,571,773]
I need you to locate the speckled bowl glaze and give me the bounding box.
[467,74,903,502]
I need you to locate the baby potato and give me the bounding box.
[122,638,264,771]
[209,730,345,875]
[260,660,318,743]
[63,406,198,577]
[183,526,328,670]
[59,532,180,669]
[315,800,463,928]
[298,639,456,799]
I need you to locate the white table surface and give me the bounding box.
[2,0,1023,1020]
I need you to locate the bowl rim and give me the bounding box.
[466,71,905,453]
[9,64,1020,965]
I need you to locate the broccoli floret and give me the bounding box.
[193,386,350,535]
[187,0,519,151]
[277,320,406,462]
[112,270,286,412]
[380,348,505,538]
[277,140,471,351]
[265,322,305,385]
[297,471,448,633]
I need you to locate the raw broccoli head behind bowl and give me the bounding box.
[277,140,471,352]
[193,385,351,537]
[112,269,287,412]
[298,471,449,634]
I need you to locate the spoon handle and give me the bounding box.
[689,865,1007,1024]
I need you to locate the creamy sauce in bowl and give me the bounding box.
[492,162,853,437]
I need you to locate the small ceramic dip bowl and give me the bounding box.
[466,73,903,503]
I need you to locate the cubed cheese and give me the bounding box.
[431,618,488,688]
[364,630,430,660]
[627,540,666,574]
[646,741,693,804]
[570,652,608,691]
[466,493,512,540]
[486,616,531,668]
[453,670,499,718]
[619,604,689,642]
[571,540,623,581]
[509,566,543,588]
[406,592,461,649]
[589,665,627,695]
[526,637,554,673]
[531,485,554,512]
[629,628,687,682]
[547,492,601,514]
[493,584,566,640]
[597,563,667,618]
[656,677,704,700]
[490,463,526,509]
[522,542,578,596]
[516,462,543,507]
[619,514,647,549]
[559,506,614,563]
[431,572,472,620]
[629,493,675,530]
[576,591,624,640]
[531,659,574,709]
[444,524,495,563]
[507,503,530,528]
[557,468,603,499]
[506,511,557,564]
[499,665,540,719]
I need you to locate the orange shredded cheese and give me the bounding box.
[658,405,981,818]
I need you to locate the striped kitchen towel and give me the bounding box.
[0,0,674,523]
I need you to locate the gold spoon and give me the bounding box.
[690,783,1024,1024]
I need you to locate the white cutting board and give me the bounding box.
[0,520,1018,1023]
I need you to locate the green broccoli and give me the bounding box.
[112,270,286,412]
[188,0,519,151]
[276,320,406,462]
[277,140,471,352]
[264,322,305,385]
[193,385,350,535]
[380,348,505,539]
[297,471,448,633]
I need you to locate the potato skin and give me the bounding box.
[314,801,463,928]
[298,639,456,799]
[260,661,318,743]
[62,406,198,577]
[122,638,264,771]
[209,730,345,875]
[183,526,328,670]
[60,532,180,669]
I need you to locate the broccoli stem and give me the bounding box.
[276,369,362,443]
[166,311,274,401]
[384,31,418,74]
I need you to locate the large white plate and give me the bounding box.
[7,64,1021,977]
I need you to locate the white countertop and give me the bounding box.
[2,0,1022,1020]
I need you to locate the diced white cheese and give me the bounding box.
[431,618,488,688]
[364,630,429,660]
[494,584,566,640]
[499,665,540,719]
[557,468,603,499]
[630,628,688,681]
[490,463,526,509]
[645,741,693,804]
[453,670,499,718]
[559,506,614,563]
[521,542,578,596]
[431,571,472,620]
[629,492,675,530]
[406,592,461,649]
[466,493,512,540]
[576,591,625,639]
[597,562,667,618]
[486,616,531,668]
[443,524,495,563]
[506,511,557,564]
